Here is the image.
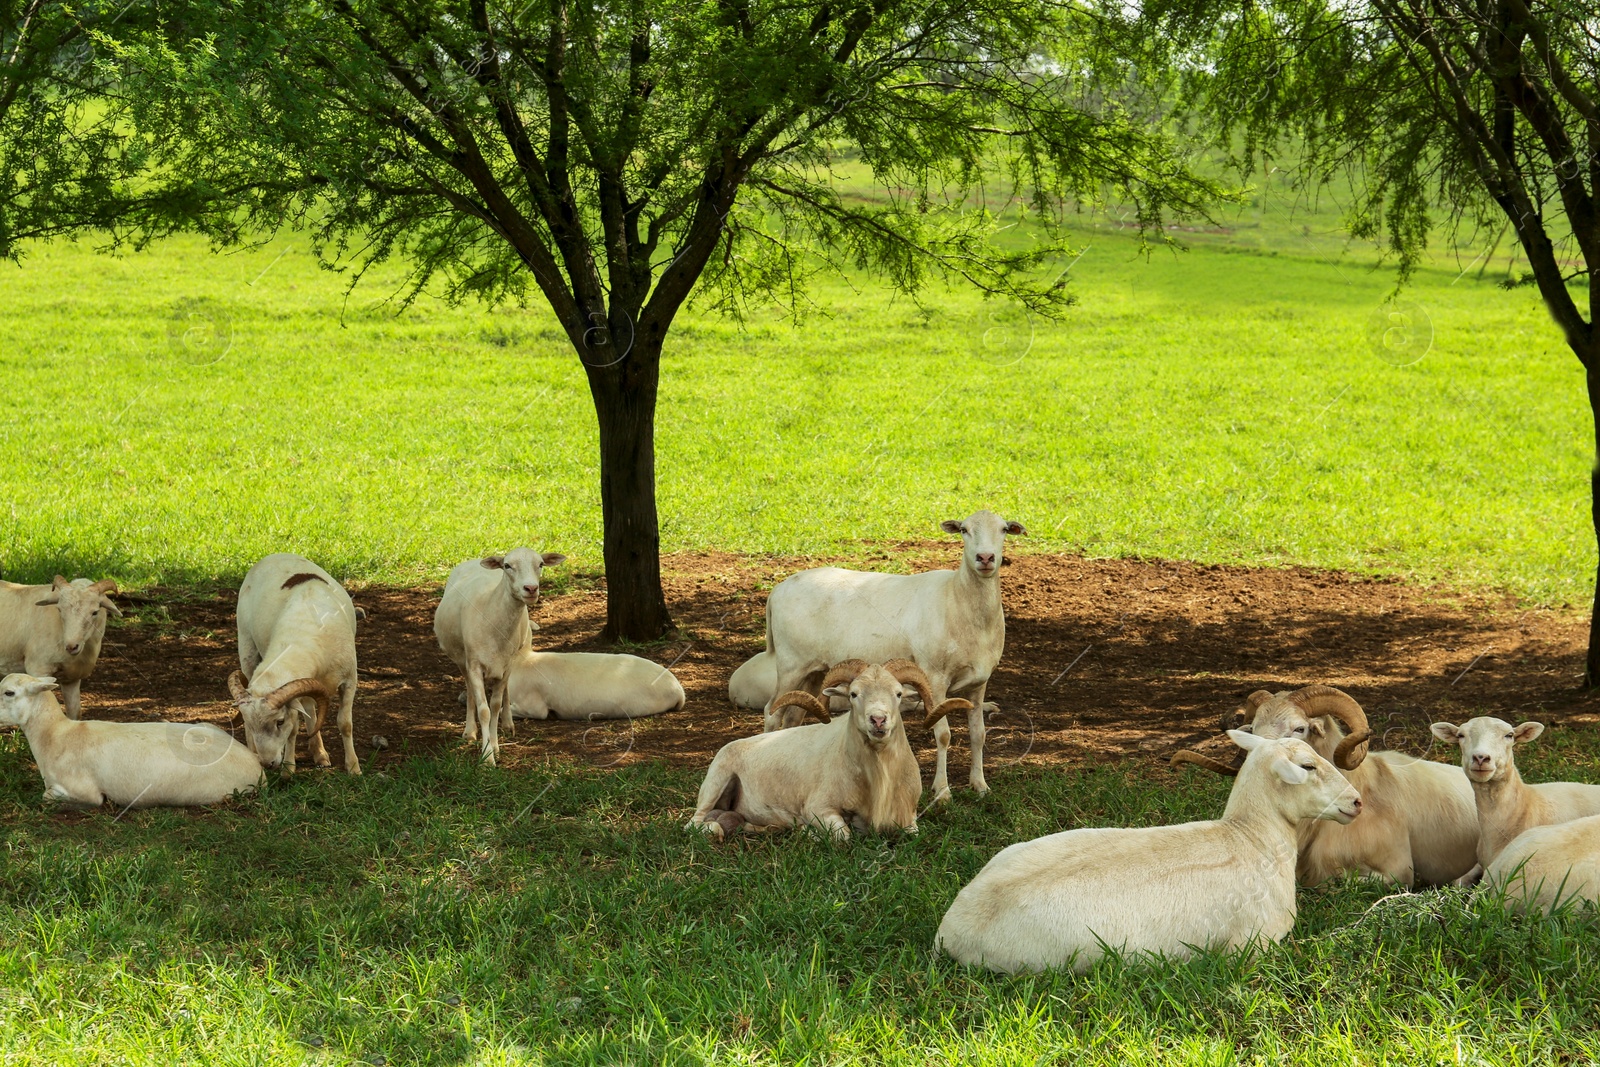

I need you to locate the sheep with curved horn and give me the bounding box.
[688,660,966,841]
[0,575,121,720]
[1175,684,1475,887]
[232,554,362,774]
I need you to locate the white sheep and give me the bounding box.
[504,648,685,720]
[1173,685,1477,887]
[231,553,362,774]
[1484,814,1600,914]
[434,547,565,765]
[687,660,971,841]
[1431,717,1600,879]
[728,650,774,711]
[0,575,121,720]
[761,509,1025,799]
[0,673,261,807]
[935,730,1362,974]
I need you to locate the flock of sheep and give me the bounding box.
[2,508,1598,973]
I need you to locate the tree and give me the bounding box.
[0,0,151,258]
[1133,0,1600,680]
[108,0,1220,640]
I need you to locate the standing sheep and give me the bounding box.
[434,547,565,765]
[761,509,1025,800]
[231,553,362,774]
[0,575,121,720]
[935,730,1362,973]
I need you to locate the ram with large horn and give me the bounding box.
[0,574,121,720]
[688,660,968,841]
[231,554,362,774]
[1171,684,1476,887]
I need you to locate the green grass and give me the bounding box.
[0,199,1590,602]
[3,727,1598,1066]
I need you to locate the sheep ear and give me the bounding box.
[1272,758,1310,785]
[539,553,567,567]
[480,556,506,570]
[34,596,59,607]
[1003,520,1027,536]
[1430,722,1461,743]
[52,575,69,590]
[822,685,849,700]
[1228,728,1266,752]
[1514,722,1545,744]
[99,596,122,618]
[1307,720,1326,737]
[939,520,964,535]
[26,678,59,694]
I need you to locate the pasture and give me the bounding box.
[3,204,1600,1065]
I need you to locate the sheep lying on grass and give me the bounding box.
[1485,814,1600,914]
[688,660,970,841]
[0,575,121,720]
[504,648,685,720]
[1174,685,1477,887]
[936,730,1361,973]
[1431,718,1600,881]
[0,673,261,808]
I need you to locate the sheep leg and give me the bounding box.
[482,675,507,766]
[1456,864,1485,888]
[965,681,990,796]
[807,810,851,842]
[304,696,332,768]
[687,770,742,839]
[337,677,361,775]
[497,678,514,738]
[42,779,103,808]
[929,714,953,804]
[282,701,300,775]
[465,666,496,765]
[60,680,83,721]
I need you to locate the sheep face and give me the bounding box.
[480,548,566,606]
[0,673,57,726]
[1242,695,1316,742]
[236,696,300,769]
[940,510,1026,579]
[1431,717,1544,783]
[1229,731,1363,823]
[33,577,120,657]
[824,664,905,746]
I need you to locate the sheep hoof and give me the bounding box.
[971,781,991,797]
[930,786,952,805]
[688,817,725,842]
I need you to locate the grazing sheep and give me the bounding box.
[0,673,261,807]
[231,554,362,775]
[1173,685,1477,887]
[1484,814,1600,913]
[434,547,565,765]
[505,648,685,720]
[1431,718,1600,879]
[761,509,1025,799]
[0,575,121,720]
[936,730,1362,974]
[687,660,971,841]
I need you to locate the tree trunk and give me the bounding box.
[583,327,673,643]
[1588,365,1600,687]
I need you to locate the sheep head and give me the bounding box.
[940,510,1026,579]
[480,548,566,606]
[0,673,59,727]
[822,662,913,746]
[33,576,120,656]
[1431,717,1544,784]
[229,670,331,769]
[1229,685,1372,771]
[1230,730,1363,824]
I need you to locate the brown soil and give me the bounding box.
[80,550,1600,779]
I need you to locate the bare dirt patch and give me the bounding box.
[79,550,1599,780]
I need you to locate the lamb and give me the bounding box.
[0,575,121,720]
[760,509,1025,799]
[1172,685,1477,887]
[433,547,565,765]
[504,648,685,720]
[1482,814,1600,913]
[230,553,362,775]
[935,730,1362,974]
[0,673,261,807]
[1430,718,1600,879]
[687,660,972,841]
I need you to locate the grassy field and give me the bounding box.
[2,729,1598,1066]
[0,185,1590,603]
